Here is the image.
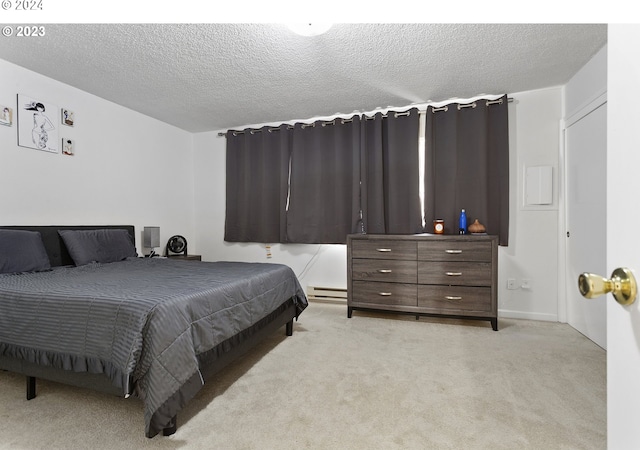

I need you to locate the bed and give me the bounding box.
[0,225,308,438]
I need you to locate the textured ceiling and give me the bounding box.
[0,23,607,133]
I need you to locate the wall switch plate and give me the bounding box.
[507,278,517,290]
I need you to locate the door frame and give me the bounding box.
[559,91,608,332]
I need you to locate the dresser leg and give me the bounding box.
[491,318,498,331]
[347,307,353,318]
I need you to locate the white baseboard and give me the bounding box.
[498,309,559,322]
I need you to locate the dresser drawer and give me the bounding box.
[418,240,491,262]
[418,285,492,312]
[352,281,417,306]
[353,259,417,284]
[351,239,416,260]
[418,262,491,286]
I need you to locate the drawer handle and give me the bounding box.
[445,249,463,254]
[445,272,463,276]
[378,269,393,273]
[376,248,392,252]
[378,292,392,296]
[445,296,463,300]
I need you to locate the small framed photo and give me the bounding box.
[62,138,74,156]
[0,104,13,127]
[61,108,74,127]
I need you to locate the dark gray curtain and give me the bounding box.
[424,96,509,245]
[286,118,361,244]
[361,108,422,234]
[224,125,291,243]
[225,108,423,244]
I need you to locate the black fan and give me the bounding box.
[166,235,187,257]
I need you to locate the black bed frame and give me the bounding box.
[0,225,298,437]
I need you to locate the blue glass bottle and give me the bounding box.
[459,209,467,235]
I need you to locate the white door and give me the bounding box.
[566,102,607,349]
[606,25,640,449]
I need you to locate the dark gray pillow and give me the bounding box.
[58,229,137,266]
[0,230,51,274]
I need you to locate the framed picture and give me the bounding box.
[0,104,13,127]
[17,94,58,153]
[62,138,74,156]
[61,108,74,127]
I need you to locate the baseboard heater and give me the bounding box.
[306,286,347,304]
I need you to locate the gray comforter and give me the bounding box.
[0,258,307,437]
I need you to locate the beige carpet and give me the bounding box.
[0,303,605,449]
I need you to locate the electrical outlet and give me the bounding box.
[507,278,517,290]
[265,244,272,259]
[521,279,531,289]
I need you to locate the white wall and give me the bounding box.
[565,46,607,120]
[194,88,566,322]
[498,87,563,321]
[0,59,196,255]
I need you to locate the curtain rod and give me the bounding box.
[431,97,513,113]
[220,110,415,137]
[217,97,513,137]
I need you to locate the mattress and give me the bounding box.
[0,257,307,437]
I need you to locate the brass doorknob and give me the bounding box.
[578,267,637,306]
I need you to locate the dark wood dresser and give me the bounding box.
[347,234,498,330]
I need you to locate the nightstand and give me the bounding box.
[167,255,202,261]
